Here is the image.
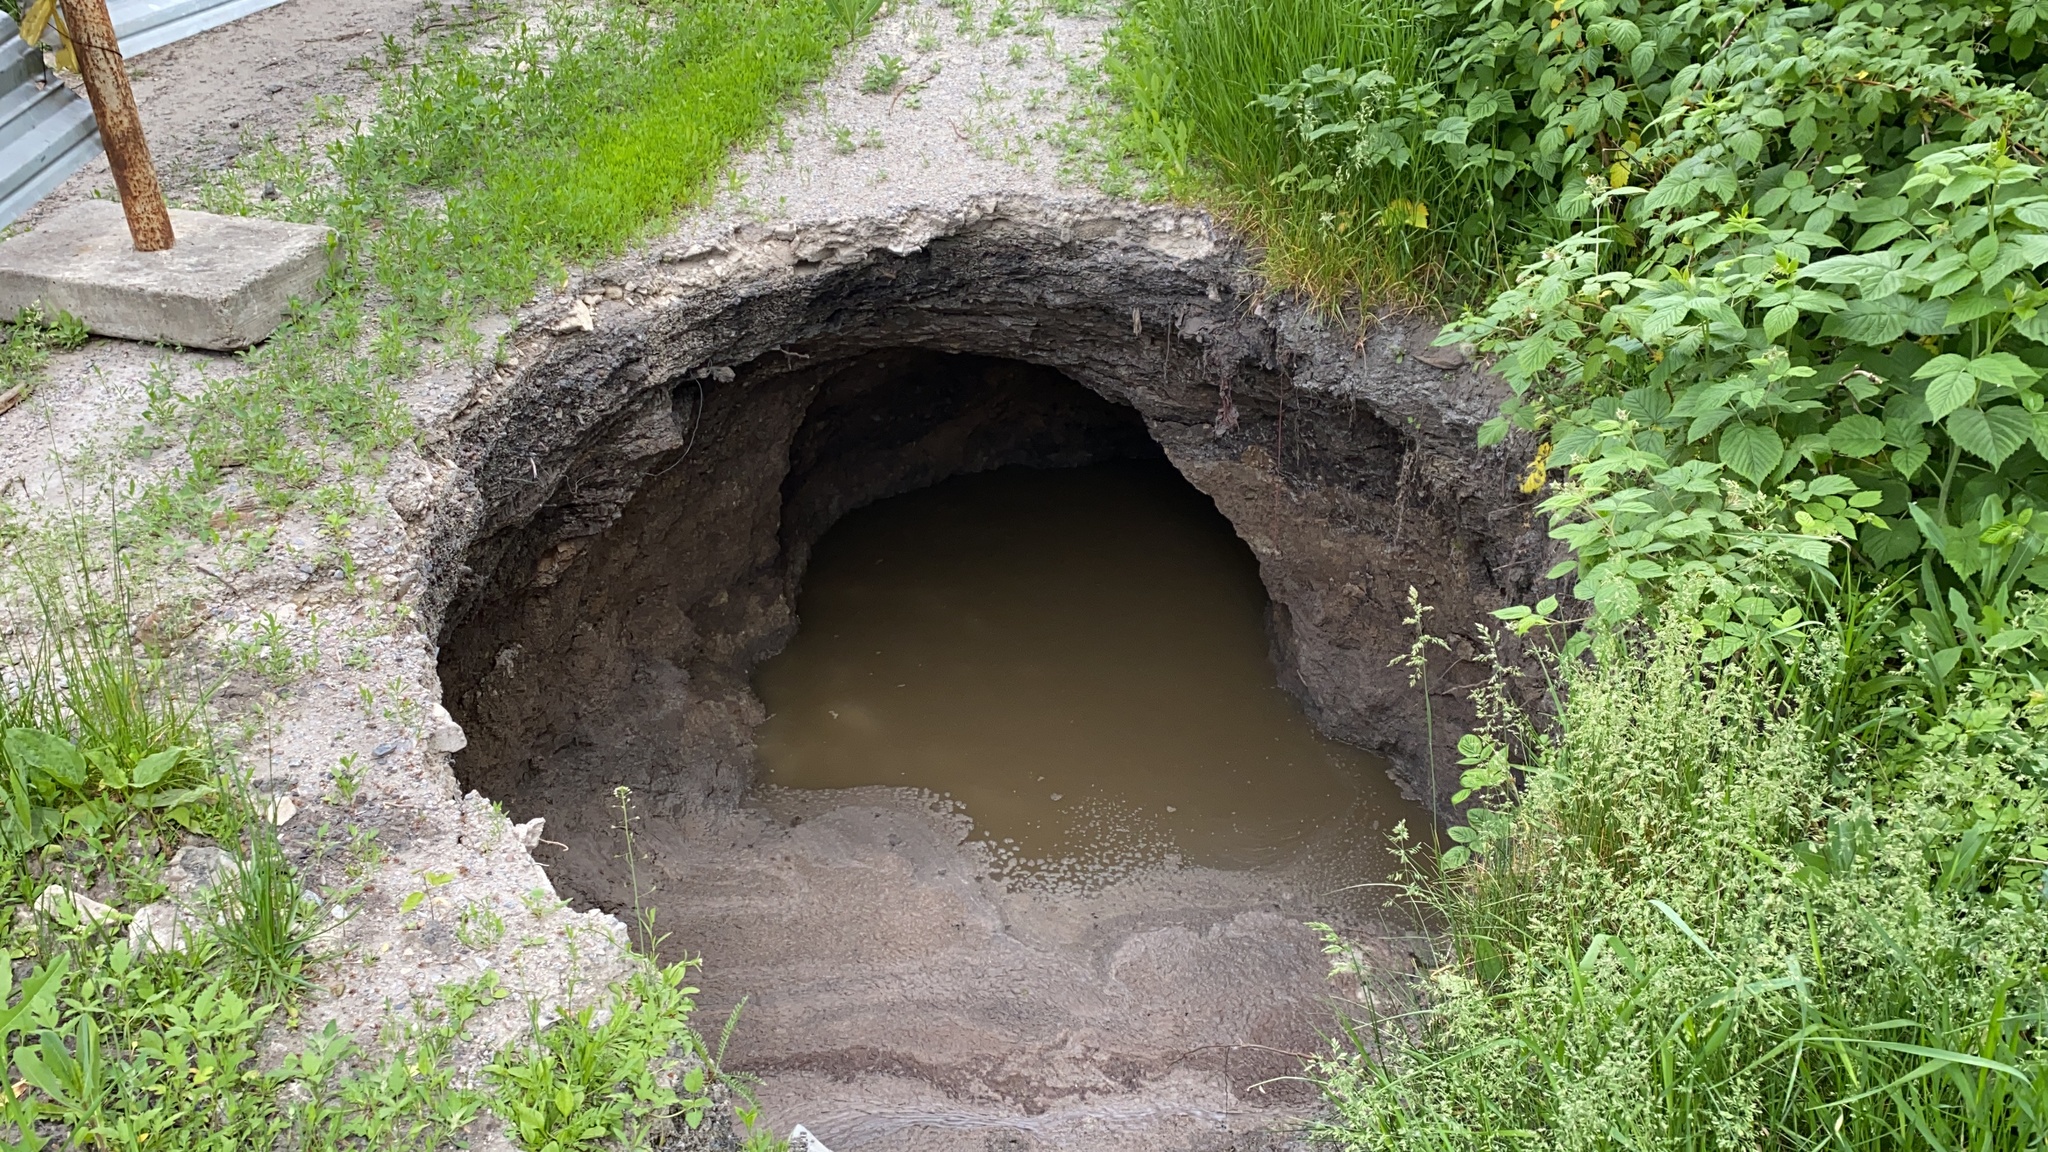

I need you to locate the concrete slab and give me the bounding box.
[0,200,335,350]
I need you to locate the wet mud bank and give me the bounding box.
[415,197,1549,1146]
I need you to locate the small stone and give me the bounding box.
[262,794,299,826]
[514,817,546,850]
[167,845,240,896]
[372,741,399,759]
[1415,345,1468,370]
[31,886,119,930]
[603,285,623,300]
[426,703,468,754]
[551,299,594,334]
[128,902,200,956]
[790,1125,835,1152]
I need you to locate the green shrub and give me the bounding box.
[1317,611,2048,1149]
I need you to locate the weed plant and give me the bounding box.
[1319,601,2048,1148]
[0,541,749,1147]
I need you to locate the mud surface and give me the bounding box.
[546,786,1419,1151]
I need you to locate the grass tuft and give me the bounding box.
[1106,0,1516,308]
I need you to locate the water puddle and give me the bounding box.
[753,460,1421,881]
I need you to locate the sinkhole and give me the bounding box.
[432,317,1514,1146]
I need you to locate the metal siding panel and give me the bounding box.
[0,0,295,226]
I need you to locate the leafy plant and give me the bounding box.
[0,305,89,395]
[1107,0,1505,303]
[1316,614,2048,1149]
[211,825,326,997]
[486,963,709,1152]
[860,52,906,94]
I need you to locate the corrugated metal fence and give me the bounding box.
[0,0,288,226]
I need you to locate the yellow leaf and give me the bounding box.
[1519,443,1554,494]
[19,0,78,75]
[1610,161,1631,188]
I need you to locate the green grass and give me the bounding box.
[1106,0,1515,308]
[0,536,752,1149]
[0,306,88,397]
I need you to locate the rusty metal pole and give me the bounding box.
[57,0,173,251]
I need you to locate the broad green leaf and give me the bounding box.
[85,749,124,790]
[2030,409,2048,458]
[1966,351,2041,388]
[1987,627,2038,651]
[1968,233,2000,269]
[1946,291,2009,326]
[1862,516,1923,566]
[3,730,87,793]
[128,748,184,790]
[1821,302,1911,344]
[1893,442,1932,478]
[1827,414,1886,457]
[1918,355,1978,421]
[1802,251,1902,294]
[1763,303,1799,339]
[1946,404,2034,466]
[1718,422,1783,483]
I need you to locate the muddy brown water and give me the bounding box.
[754,460,1418,883]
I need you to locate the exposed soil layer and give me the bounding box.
[425,199,1547,1146]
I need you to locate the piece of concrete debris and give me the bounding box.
[427,702,468,753]
[513,817,546,851]
[128,902,201,956]
[1414,344,1471,370]
[0,201,337,351]
[261,794,299,826]
[789,1126,833,1152]
[551,298,594,333]
[29,885,120,930]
